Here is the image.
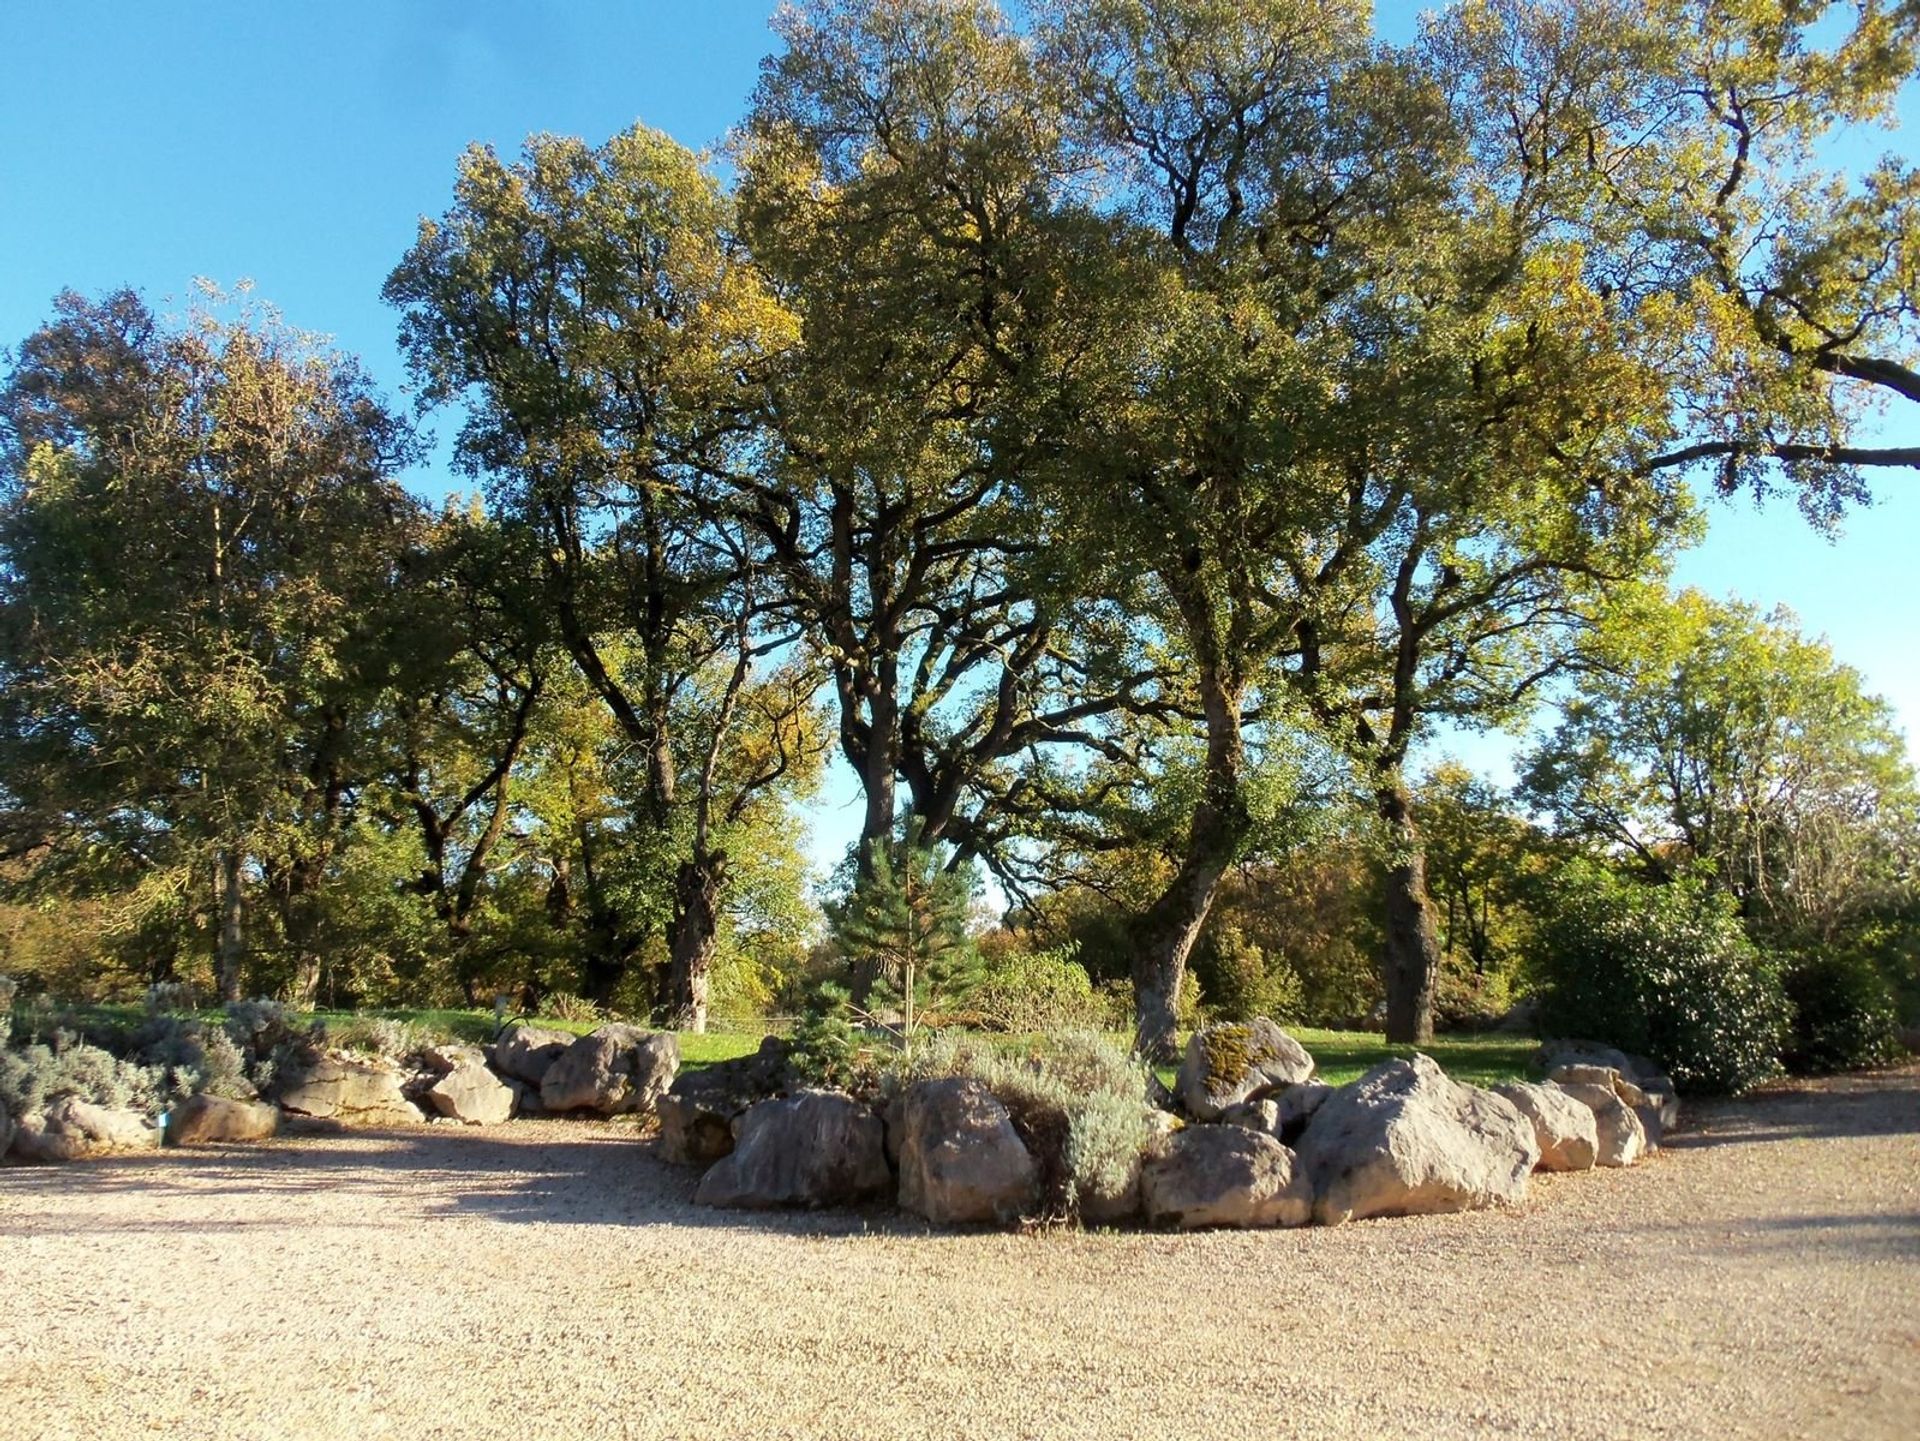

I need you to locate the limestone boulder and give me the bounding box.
[694,1091,891,1210]
[1548,1064,1671,1148]
[419,1043,487,1077]
[1493,1081,1598,1172]
[540,1025,678,1116]
[1537,1039,1681,1141]
[12,1096,159,1161]
[1554,1081,1647,1167]
[1296,1055,1539,1225]
[1141,1124,1312,1229]
[490,1023,577,1086]
[1534,1038,1636,1078]
[1219,1098,1281,1134]
[1176,1018,1317,1121]
[426,1063,515,1126]
[1273,1081,1334,1143]
[277,1057,424,1127]
[893,1077,1037,1226]
[167,1094,280,1146]
[657,1036,793,1166]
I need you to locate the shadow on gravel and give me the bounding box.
[1667,1068,1920,1152]
[1613,1211,1920,1263]
[0,1127,928,1240]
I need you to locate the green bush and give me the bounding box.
[970,943,1125,1034]
[789,982,869,1090]
[1781,952,1902,1075]
[1532,861,1788,1094]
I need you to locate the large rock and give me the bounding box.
[1141,1124,1312,1229]
[167,1093,280,1146]
[540,1025,679,1116]
[1493,1081,1598,1172]
[1176,1019,1317,1120]
[277,1057,425,1127]
[426,1063,515,1126]
[1296,1055,1539,1225]
[1548,1064,1670,1148]
[1537,1039,1680,1143]
[894,1078,1037,1226]
[419,1043,487,1077]
[12,1096,159,1161]
[490,1023,576,1086]
[1554,1081,1648,1167]
[694,1091,891,1210]
[1534,1038,1635,1077]
[657,1036,793,1166]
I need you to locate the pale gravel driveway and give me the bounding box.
[3,1066,1916,1441]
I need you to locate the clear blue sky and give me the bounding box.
[3,3,1916,876]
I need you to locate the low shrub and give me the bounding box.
[321,1014,429,1061]
[1531,860,1788,1094]
[0,1033,166,1118]
[886,1030,1155,1220]
[1781,951,1903,1075]
[540,991,605,1025]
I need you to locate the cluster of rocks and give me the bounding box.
[0,1020,682,1165]
[4,1010,1681,1236]
[659,1020,1683,1231]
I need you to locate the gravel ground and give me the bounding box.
[3,1067,1916,1441]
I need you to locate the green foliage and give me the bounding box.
[1522,587,1920,952]
[970,941,1125,1034]
[831,828,981,1036]
[788,982,867,1090]
[1781,952,1903,1076]
[1533,861,1788,1095]
[1190,922,1303,1026]
[321,1014,429,1062]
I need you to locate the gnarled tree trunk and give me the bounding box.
[667,851,725,1032]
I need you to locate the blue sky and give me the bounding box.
[4,2,1916,874]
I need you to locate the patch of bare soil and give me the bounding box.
[2,1067,1915,1440]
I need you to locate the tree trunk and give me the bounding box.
[1132,661,1248,1059]
[1378,781,1441,1045]
[667,852,725,1033]
[217,848,245,1003]
[1131,847,1235,1059]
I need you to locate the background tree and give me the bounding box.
[733,0,1169,894]
[1521,585,1920,949]
[387,127,825,1015]
[0,287,419,1000]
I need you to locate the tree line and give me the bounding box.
[2,0,1917,1053]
